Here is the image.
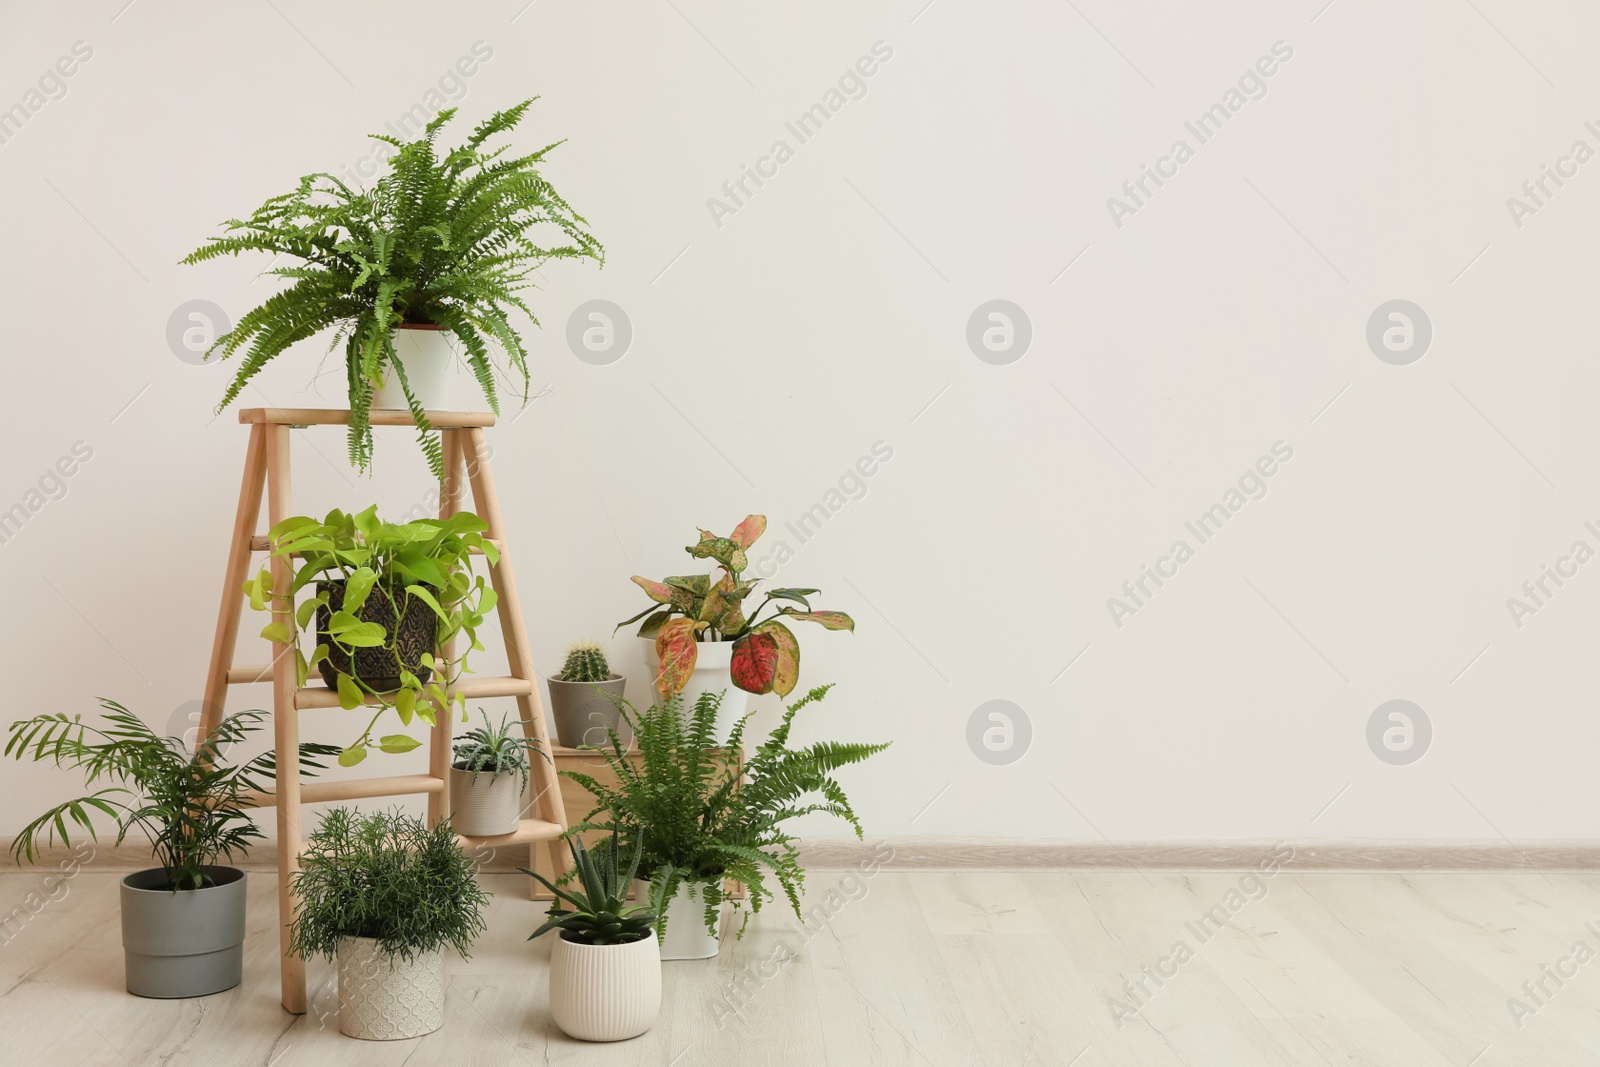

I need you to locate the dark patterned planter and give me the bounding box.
[315,579,438,693]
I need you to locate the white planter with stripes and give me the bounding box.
[548,933,661,1042]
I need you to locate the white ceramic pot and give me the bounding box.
[449,764,524,837]
[640,638,749,745]
[548,933,661,1041]
[336,937,444,1040]
[376,326,457,410]
[636,879,723,961]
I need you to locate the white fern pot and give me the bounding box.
[548,933,661,1042]
[638,880,723,961]
[449,764,523,837]
[375,325,456,410]
[640,638,749,745]
[336,937,444,1041]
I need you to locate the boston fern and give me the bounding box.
[289,807,490,964]
[6,702,338,890]
[182,99,603,479]
[566,684,887,942]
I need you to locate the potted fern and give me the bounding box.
[521,831,660,1042]
[182,99,603,480]
[568,684,886,960]
[5,702,336,998]
[546,640,627,748]
[450,710,540,836]
[289,807,490,1040]
[617,515,854,742]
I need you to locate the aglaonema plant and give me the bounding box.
[244,505,500,764]
[614,515,853,699]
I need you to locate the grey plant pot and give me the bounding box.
[547,676,629,748]
[120,866,246,999]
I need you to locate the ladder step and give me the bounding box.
[296,675,533,710]
[242,773,444,808]
[239,407,497,428]
[249,535,501,553]
[455,818,564,848]
[227,664,273,685]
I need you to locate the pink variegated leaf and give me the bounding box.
[730,631,779,695]
[777,608,856,632]
[753,620,800,697]
[654,618,706,699]
[729,514,767,550]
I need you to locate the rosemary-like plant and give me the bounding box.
[182,99,603,479]
[5,701,338,890]
[566,684,887,942]
[288,807,490,964]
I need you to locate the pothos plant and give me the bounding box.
[181,99,603,480]
[244,505,499,764]
[615,515,854,699]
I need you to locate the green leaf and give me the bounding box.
[338,746,367,767]
[343,567,378,614]
[378,734,421,754]
[336,673,364,710]
[405,584,448,621]
[395,688,416,726]
[295,597,320,631]
[259,622,292,644]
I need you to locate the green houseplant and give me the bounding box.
[450,710,541,836]
[182,99,603,479]
[546,640,627,748]
[243,505,500,764]
[567,685,887,959]
[6,701,337,998]
[521,832,661,1041]
[289,807,490,1040]
[616,516,854,727]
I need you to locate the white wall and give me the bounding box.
[1,0,1595,845]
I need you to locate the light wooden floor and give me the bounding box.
[4,868,1600,1065]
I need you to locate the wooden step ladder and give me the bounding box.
[196,407,570,1014]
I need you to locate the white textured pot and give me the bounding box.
[636,880,723,961]
[640,638,749,745]
[449,763,523,837]
[375,326,456,410]
[336,937,445,1040]
[548,933,661,1041]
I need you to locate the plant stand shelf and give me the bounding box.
[196,408,570,1015]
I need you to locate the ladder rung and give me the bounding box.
[249,535,501,553]
[242,773,444,808]
[227,664,273,685]
[455,818,563,848]
[296,675,533,710]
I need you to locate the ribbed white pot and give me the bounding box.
[449,764,523,837]
[640,638,749,745]
[636,879,723,961]
[549,933,661,1042]
[336,938,444,1040]
[376,326,456,410]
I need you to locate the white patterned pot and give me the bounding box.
[449,763,523,837]
[375,325,457,410]
[336,937,445,1040]
[549,933,661,1042]
[640,638,749,745]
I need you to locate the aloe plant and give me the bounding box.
[615,516,854,698]
[521,831,655,946]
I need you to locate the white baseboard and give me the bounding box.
[8,837,1600,873]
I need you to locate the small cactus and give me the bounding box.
[556,641,612,682]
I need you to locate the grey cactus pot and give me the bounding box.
[547,676,629,748]
[120,866,246,998]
